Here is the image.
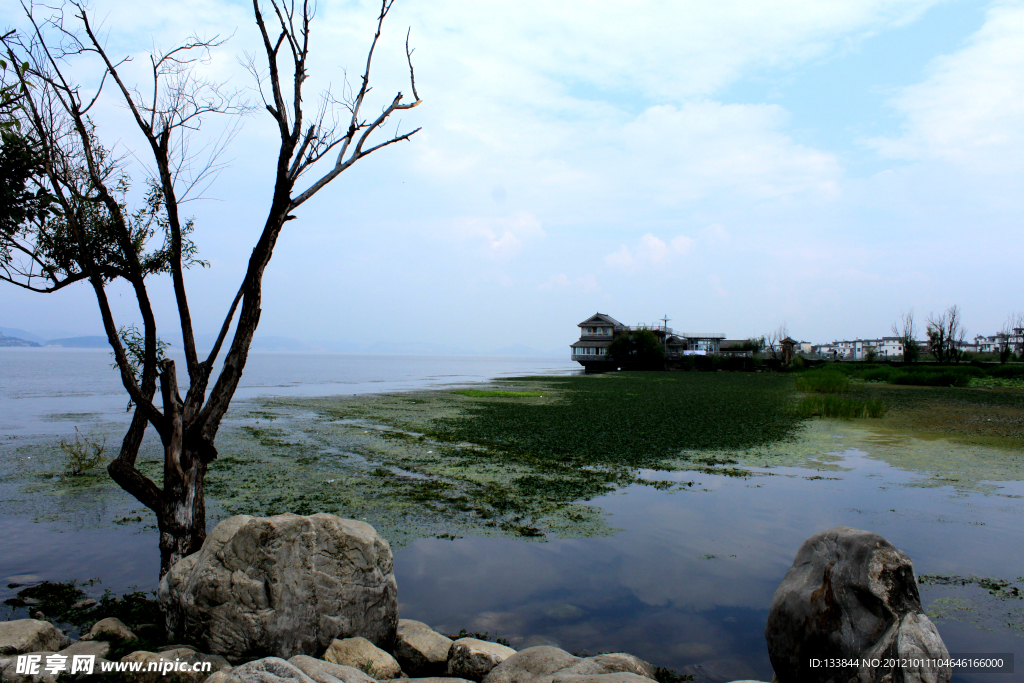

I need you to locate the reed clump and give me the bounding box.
[796,395,889,419]
[794,371,849,393]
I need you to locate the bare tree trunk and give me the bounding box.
[157,449,208,576]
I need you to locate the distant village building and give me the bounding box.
[973,328,1024,354]
[570,313,725,369]
[812,337,907,360]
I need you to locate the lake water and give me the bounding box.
[1,348,1022,683]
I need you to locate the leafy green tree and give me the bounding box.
[607,329,665,368]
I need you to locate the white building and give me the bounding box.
[812,336,907,360]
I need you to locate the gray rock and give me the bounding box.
[205,673,233,683]
[0,651,58,683]
[288,655,377,683]
[218,657,317,683]
[323,637,402,679]
[81,617,137,643]
[447,639,517,681]
[765,526,951,683]
[70,599,97,611]
[0,621,65,656]
[160,513,398,662]
[556,655,655,681]
[549,675,654,683]
[119,648,232,683]
[483,647,580,683]
[58,640,111,659]
[384,679,476,683]
[483,649,655,683]
[394,620,453,676]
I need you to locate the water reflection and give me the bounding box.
[392,452,1024,683]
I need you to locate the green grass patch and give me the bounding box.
[796,395,889,419]
[452,390,546,398]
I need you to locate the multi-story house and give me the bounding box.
[812,336,908,360]
[570,313,725,369]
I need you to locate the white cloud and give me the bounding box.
[453,211,545,257]
[867,2,1024,170]
[539,273,599,292]
[605,233,693,269]
[620,102,842,204]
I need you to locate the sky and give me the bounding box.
[2,0,1023,353]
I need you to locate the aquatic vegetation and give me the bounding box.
[432,373,802,468]
[919,575,1024,636]
[58,427,107,478]
[919,574,1024,599]
[451,390,545,398]
[794,371,849,393]
[1,580,161,641]
[795,395,888,419]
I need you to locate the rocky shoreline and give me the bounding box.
[1,514,953,683]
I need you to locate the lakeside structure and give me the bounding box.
[570,313,725,370]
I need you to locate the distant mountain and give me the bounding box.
[44,336,109,348]
[0,327,47,344]
[0,333,41,347]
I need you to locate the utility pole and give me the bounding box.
[662,314,670,354]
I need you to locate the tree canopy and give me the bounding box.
[606,329,665,368]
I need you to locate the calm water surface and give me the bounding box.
[1,349,1022,683]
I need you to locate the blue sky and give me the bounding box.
[2,0,1022,352]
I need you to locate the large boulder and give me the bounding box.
[0,621,64,655]
[394,620,453,677]
[447,639,517,681]
[765,526,951,683]
[159,513,398,662]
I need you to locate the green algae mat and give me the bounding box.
[5,370,1023,548]
[197,372,803,545]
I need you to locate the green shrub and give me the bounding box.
[59,427,107,478]
[861,366,897,382]
[795,371,850,393]
[796,395,889,419]
[989,365,1024,380]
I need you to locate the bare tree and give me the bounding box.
[999,312,1024,362]
[927,305,966,364]
[764,323,789,363]
[892,310,920,363]
[1,0,420,577]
